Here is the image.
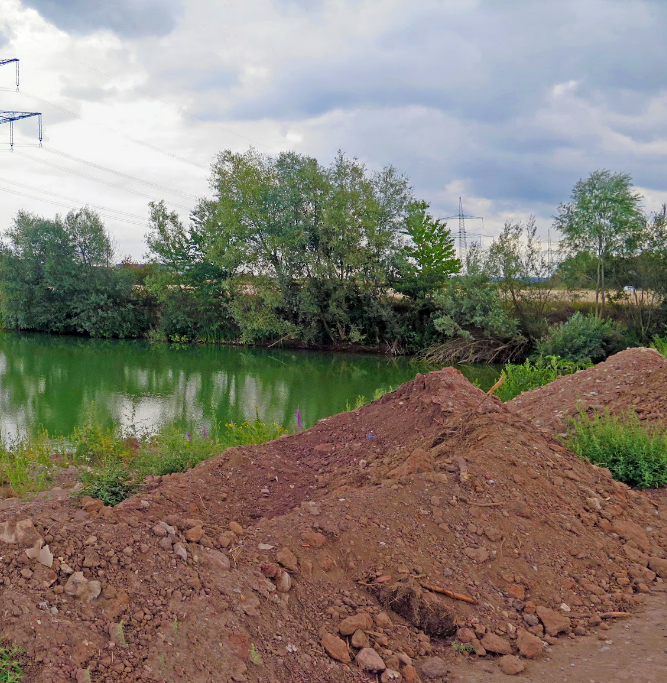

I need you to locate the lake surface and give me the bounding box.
[0,332,500,438]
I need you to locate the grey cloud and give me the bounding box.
[20,0,182,37]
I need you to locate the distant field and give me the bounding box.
[516,289,661,304]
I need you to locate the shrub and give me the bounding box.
[535,312,626,363]
[79,461,137,506]
[495,356,590,401]
[651,334,667,357]
[564,411,667,489]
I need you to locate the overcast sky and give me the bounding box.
[1,0,667,259]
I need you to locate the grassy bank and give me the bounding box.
[0,415,287,503]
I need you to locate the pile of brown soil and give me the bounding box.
[508,347,667,434]
[1,364,666,683]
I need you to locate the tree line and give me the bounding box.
[1,152,666,362]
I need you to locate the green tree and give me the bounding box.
[199,149,414,345]
[486,217,552,339]
[145,201,233,342]
[0,208,148,337]
[395,201,460,296]
[554,170,644,317]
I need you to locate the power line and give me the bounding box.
[42,145,200,201]
[2,22,278,153]
[15,150,194,211]
[0,176,152,224]
[15,88,210,171]
[0,183,149,228]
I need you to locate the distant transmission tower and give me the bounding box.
[0,58,43,148]
[445,197,484,262]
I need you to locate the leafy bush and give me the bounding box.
[535,312,626,363]
[651,334,667,357]
[495,356,590,401]
[431,276,520,340]
[564,411,667,489]
[79,461,137,506]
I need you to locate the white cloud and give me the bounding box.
[1,0,667,257]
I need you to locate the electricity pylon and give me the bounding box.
[1,58,43,148]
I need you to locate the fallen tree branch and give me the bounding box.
[420,581,477,605]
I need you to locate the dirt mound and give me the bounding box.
[508,347,667,434]
[1,367,666,682]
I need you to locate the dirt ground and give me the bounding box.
[448,588,667,682]
[0,349,666,682]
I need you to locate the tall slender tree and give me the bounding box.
[554,170,644,316]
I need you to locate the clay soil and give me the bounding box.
[0,349,666,682]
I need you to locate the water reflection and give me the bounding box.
[0,332,500,438]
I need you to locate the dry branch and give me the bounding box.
[419,581,477,605]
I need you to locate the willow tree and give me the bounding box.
[554,170,644,317]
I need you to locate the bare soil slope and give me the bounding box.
[1,367,666,682]
[508,347,667,434]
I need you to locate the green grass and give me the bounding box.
[344,385,393,411]
[0,413,287,505]
[0,645,24,683]
[494,355,591,402]
[564,411,667,489]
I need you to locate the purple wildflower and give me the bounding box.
[185,432,191,442]
[296,409,303,430]
[202,425,207,439]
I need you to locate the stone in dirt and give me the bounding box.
[402,665,421,683]
[535,605,570,636]
[25,539,53,567]
[173,542,187,561]
[480,632,512,655]
[276,546,299,571]
[464,547,490,562]
[381,670,402,682]
[184,525,204,542]
[321,632,350,663]
[339,612,373,636]
[229,521,244,535]
[300,530,326,547]
[0,518,40,545]
[202,548,230,571]
[420,656,448,679]
[516,628,543,658]
[351,629,370,648]
[275,570,292,592]
[64,572,101,601]
[356,647,386,672]
[499,655,525,675]
[611,520,650,552]
[456,627,475,643]
[375,611,393,628]
[648,557,667,578]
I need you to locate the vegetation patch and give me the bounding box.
[495,355,590,401]
[535,312,626,364]
[564,411,667,489]
[0,644,24,683]
[651,334,667,357]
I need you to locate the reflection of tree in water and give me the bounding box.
[0,333,499,437]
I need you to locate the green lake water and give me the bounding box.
[0,332,501,438]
